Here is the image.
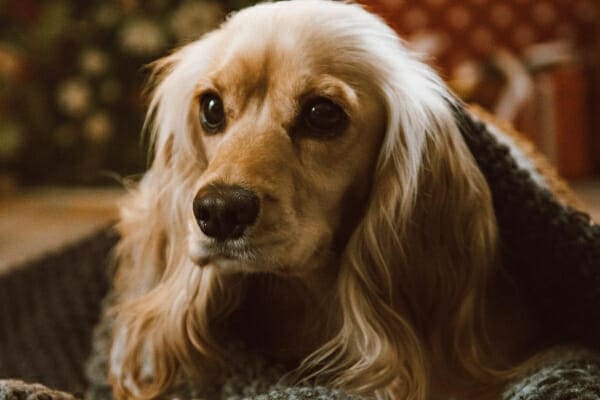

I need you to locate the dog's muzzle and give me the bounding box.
[193,184,260,241]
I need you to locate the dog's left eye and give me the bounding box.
[301,97,347,137]
[200,93,225,134]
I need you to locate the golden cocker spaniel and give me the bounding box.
[109,1,546,399]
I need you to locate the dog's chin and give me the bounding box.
[188,237,295,276]
[188,237,250,272]
[187,233,330,278]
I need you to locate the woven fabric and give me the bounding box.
[361,0,597,70]
[0,379,76,399]
[455,105,600,348]
[0,229,118,396]
[0,104,599,398]
[502,349,600,400]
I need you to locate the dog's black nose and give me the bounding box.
[193,184,260,241]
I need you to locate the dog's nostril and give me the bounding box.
[195,206,211,223]
[193,184,260,241]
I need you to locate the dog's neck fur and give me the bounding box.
[224,264,340,367]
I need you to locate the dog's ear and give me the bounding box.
[300,64,500,397]
[109,34,236,399]
[112,37,212,311]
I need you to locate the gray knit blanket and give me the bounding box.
[1,108,600,399]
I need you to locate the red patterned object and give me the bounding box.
[5,0,41,22]
[360,0,598,178]
[360,0,597,73]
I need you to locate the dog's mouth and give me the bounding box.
[188,237,296,275]
[190,238,250,267]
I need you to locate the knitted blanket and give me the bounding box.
[1,106,599,399]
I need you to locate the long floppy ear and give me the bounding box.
[299,51,500,398]
[111,39,205,303]
[109,35,243,399]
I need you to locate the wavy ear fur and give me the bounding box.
[109,35,243,399]
[296,29,500,400]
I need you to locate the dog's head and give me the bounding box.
[112,1,499,399]
[155,1,391,276]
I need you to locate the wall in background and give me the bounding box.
[0,0,598,187]
[362,0,598,179]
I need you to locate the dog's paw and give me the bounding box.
[0,380,76,400]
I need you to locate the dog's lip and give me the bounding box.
[191,237,285,256]
[188,236,292,272]
[189,244,302,277]
[189,238,254,266]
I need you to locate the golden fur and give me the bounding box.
[109,1,541,399]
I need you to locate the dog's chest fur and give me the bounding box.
[225,274,333,367]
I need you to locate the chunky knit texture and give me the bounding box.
[455,105,600,348]
[0,105,599,399]
[0,379,76,399]
[502,349,600,400]
[0,229,117,397]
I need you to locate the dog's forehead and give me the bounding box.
[208,30,325,98]
[211,33,310,95]
[205,2,378,97]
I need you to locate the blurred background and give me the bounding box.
[0,0,599,268]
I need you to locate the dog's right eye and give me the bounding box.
[300,97,348,138]
[200,93,225,134]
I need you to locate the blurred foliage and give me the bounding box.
[0,0,254,185]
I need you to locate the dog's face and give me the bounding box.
[186,7,386,276]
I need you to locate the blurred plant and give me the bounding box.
[0,0,255,186]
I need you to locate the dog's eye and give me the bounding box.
[200,93,225,134]
[302,98,347,137]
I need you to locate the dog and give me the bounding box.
[109,1,548,398]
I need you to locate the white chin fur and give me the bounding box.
[187,236,259,273]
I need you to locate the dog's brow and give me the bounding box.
[194,80,219,97]
[305,76,358,113]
